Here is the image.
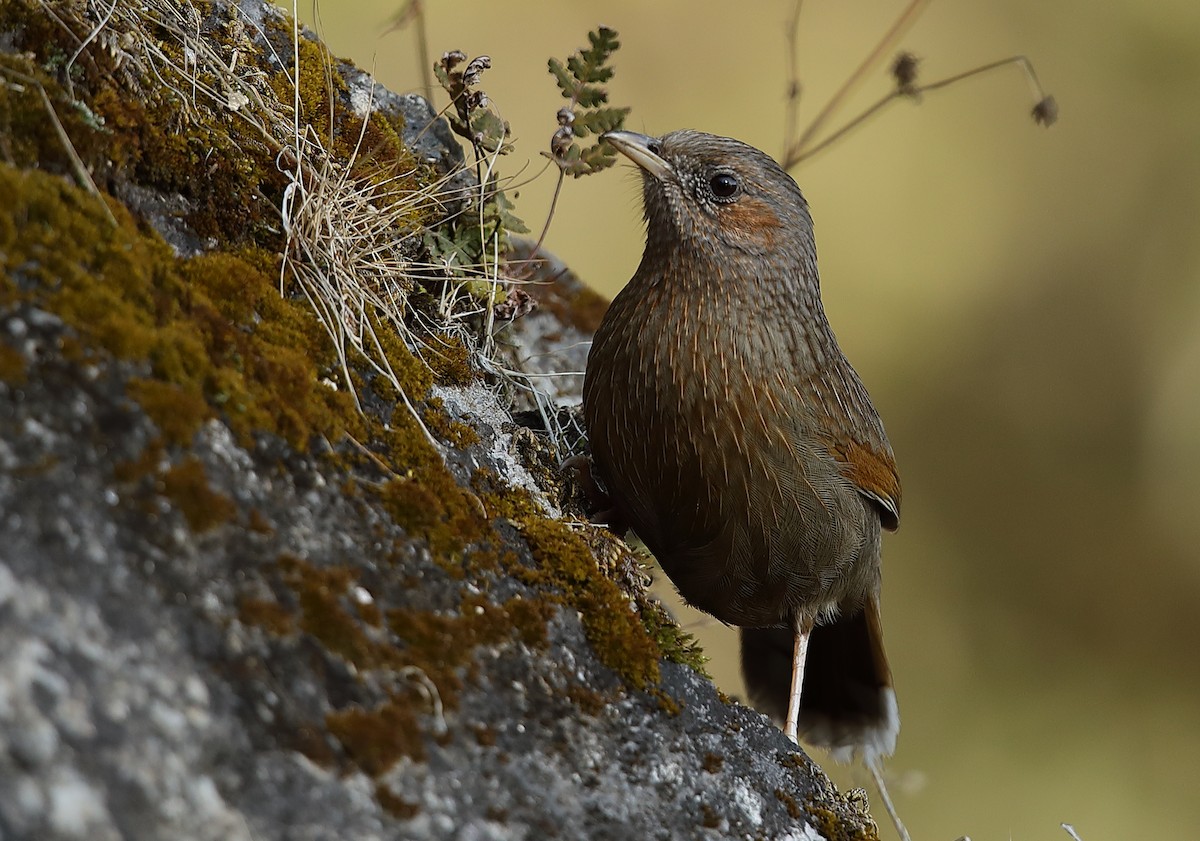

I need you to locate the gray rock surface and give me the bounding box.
[0,1,881,839]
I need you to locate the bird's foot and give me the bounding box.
[560,454,628,536]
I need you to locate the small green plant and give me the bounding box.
[546,26,630,178]
[423,186,527,298]
[423,27,633,302]
[425,48,527,298]
[433,50,510,158]
[528,26,631,257]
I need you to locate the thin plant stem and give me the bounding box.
[782,0,805,157]
[531,169,566,258]
[790,54,1053,166]
[784,0,931,168]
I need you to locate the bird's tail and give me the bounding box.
[740,595,898,762]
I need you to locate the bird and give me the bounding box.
[583,129,901,763]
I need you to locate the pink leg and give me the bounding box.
[784,625,811,743]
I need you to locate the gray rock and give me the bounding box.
[0,1,880,839]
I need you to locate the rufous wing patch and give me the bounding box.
[826,436,901,530]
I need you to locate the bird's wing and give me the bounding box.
[819,434,900,531]
[799,364,901,531]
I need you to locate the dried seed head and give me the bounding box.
[494,288,536,321]
[1031,95,1058,127]
[441,50,466,71]
[551,125,574,158]
[462,55,492,87]
[891,52,921,93]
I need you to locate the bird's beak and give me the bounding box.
[602,131,673,182]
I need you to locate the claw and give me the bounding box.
[560,454,628,536]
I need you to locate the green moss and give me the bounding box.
[372,315,435,400]
[126,379,212,446]
[288,722,339,768]
[262,21,426,195]
[565,684,607,716]
[503,595,555,649]
[279,555,383,668]
[0,165,365,457]
[315,591,557,776]
[240,554,562,776]
[0,52,108,181]
[266,27,349,146]
[1,0,430,255]
[247,508,275,535]
[803,804,880,841]
[96,83,285,245]
[238,596,296,636]
[641,600,709,676]
[161,457,236,532]
[473,473,683,692]
[775,789,803,820]
[112,438,166,485]
[519,518,660,689]
[423,335,475,386]
[326,697,426,771]
[778,752,805,770]
[386,594,543,701]
[474,470,545,523]
[0,344,28,385]
[651,687,682,716]
[376,465,489,560]
[179,253,365,449]
[375,784,421,820]
[422,397,481,449]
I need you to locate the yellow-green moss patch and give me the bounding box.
[775,789,803,820]
[641,600,709,676]
[518,518,660,689]
[240,554,562,775]
[0,166,365,456]
[376,467,489,560]
[326,696,426,771]
[126,379,212,446]
[803,804,880,841]
[161,457,236,532]
[238,596,296,636]
[423,335,475,386]
[422,397,481,449]
[374,784,421,820]
[0,344,28,385]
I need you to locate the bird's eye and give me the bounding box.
[709,172,741,201]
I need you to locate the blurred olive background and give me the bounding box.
[302,0,1200,837]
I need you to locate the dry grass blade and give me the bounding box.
[278,110,476,449]
[42,0,519,454]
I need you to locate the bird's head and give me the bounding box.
[602,129,815,259]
